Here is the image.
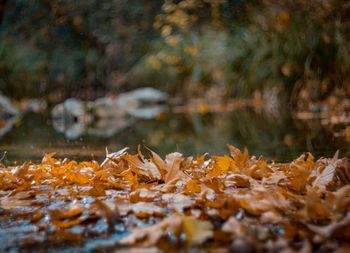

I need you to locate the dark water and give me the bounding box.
[0,108,348,165]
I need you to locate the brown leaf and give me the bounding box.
[227,144,249,169]
[305,187,332,221]
[313,150,339,190]
[236,187,289,216]
[50,206,82,220]
[52,218,83,229]
[100,147,129,170]
[307,213,350,237]
[162,193,194,212]
[333,185,350,212]
[222,216,246,236]
[183,179,201,194]
[0,191,36,210]
[130,188,160,203]
[146,147,167,177]
[94,199,120,229]
[131,202,165,218]
[225,174,251,188]
[214,155,236,174]
[159,152,185,191]
[119,214,182,246]
[123,154,161,180]
[163,152,184,183]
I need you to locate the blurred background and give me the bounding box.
[0,0,349,163]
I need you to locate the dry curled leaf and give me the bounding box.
[313,150,339,190]
[100,147,129,172]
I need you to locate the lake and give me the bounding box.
[0,106,348,165]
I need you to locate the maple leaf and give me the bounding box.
[183,179,201,194]
[227,144,249,169]
[163,152,183,182]
[123,153,161,180]
[247,157,272,179]
[159,152,185,191]
[214,155,235,173]
[100,147,128,171]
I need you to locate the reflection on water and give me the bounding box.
[0,107,348,165]
[51,88,168,139]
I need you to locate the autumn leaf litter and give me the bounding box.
[0,145,349,252]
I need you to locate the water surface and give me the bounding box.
[0,108,348,165]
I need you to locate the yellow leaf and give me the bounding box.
[182,217,213,245]
[215,155,234,173]
[184,179,201,194]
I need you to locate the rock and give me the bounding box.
[117,87,168,104]
[0,93,19,119]
[51,88,168,139]
[0,93,20,138]
[52,98,88,123]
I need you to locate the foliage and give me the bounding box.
[128,0,236,97]
[1,0,349,104]
[136,0,350,101]
[0,146,349,251]
[0,0,160,100]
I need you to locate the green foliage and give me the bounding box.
[0,0,160,100]
[134,0,350,101]
[0,0,349,102]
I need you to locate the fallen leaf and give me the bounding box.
[100,147,129,170]
[119,214,182,246]
[131,202,165,218]
[307,213,350,237]
[313,150,339,190]
[182,216,213,245]
[94,199,120,229]
[222,216,246,236]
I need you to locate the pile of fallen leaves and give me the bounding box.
[0,146,349,252]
